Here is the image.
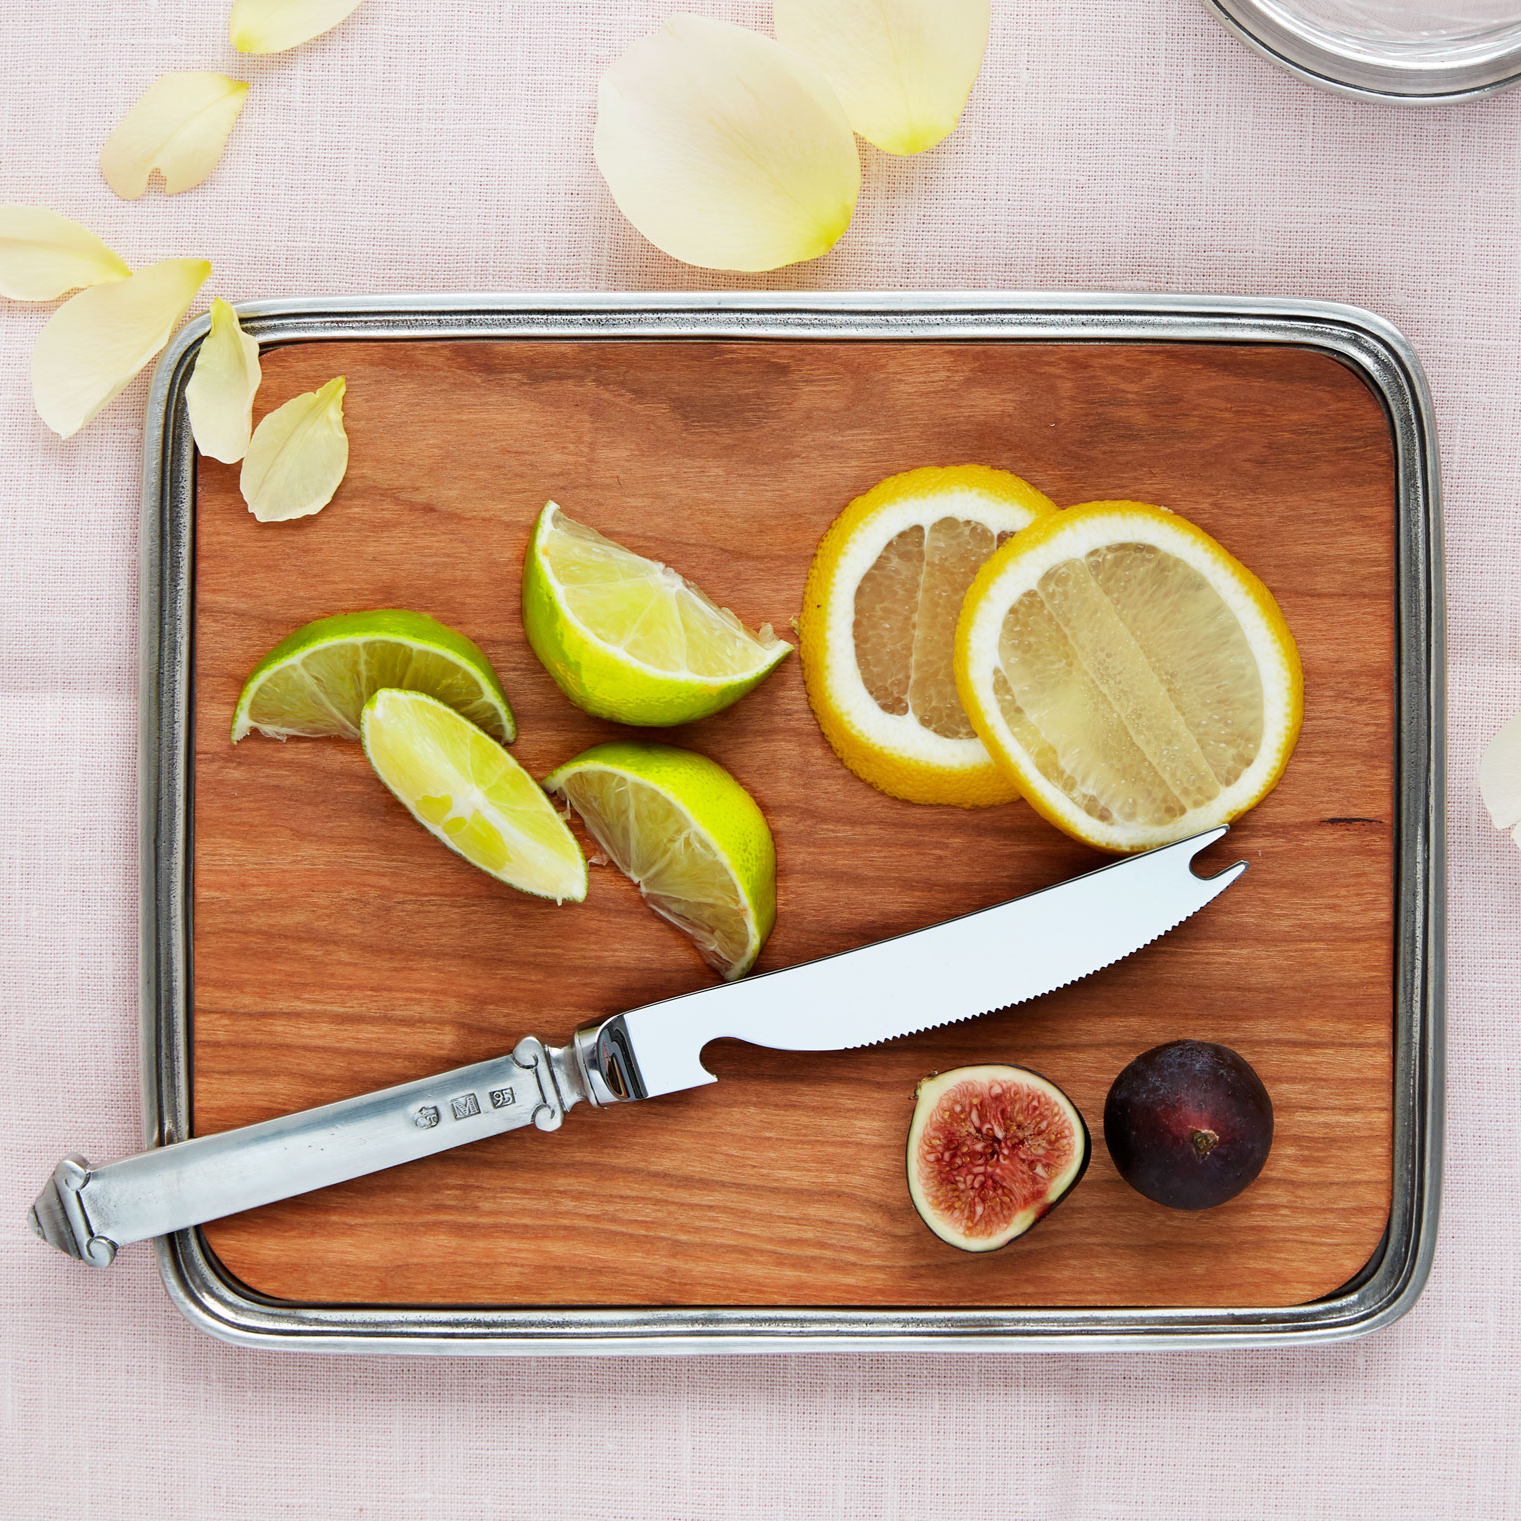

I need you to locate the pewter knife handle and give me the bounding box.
[29,1036,583,1266]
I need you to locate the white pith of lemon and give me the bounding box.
[360,689,586,903]
[545,741,775,981]
[955,501,1303,853]
[798,465,1058,807]
[522,502,791,727]
[232,609,515,744]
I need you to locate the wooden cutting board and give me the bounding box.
[191,337,1394,1309]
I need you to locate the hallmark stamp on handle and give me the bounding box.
[412,1088,512,1130]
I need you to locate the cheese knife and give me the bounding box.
[30,827,1244,1266]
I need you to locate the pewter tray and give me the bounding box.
[140,292,1444,1353]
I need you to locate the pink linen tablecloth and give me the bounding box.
[3,2,1517,1516]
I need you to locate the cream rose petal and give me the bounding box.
[594,14,860,272]
[0,205,130,302]
[100,72,250,199]
[229,0,365,54]
[240,377,349,522]
[186,299,262,463]
[1480,710,1521,846]
[773,0,990,155]
[31,257,210,439]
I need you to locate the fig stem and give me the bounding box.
[1190,1128,1220,1159]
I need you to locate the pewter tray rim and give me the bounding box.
[139,290,1444,1354]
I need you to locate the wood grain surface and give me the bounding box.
[192,338,1394,1308]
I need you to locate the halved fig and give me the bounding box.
[906,1064,1090,1251]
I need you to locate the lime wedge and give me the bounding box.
[521,501,791,726]
[361,689,586,902]
[545,740,775,980]
[232,609,514,744]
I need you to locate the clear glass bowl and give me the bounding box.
[1206,0,1521,98]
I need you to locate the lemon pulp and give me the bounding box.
[856,516,1018,740]
[995,542,1264,828]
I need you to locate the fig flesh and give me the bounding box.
[906,1065,1090,1251]
[1103,1040,1273,1211]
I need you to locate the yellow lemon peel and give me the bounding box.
[594,14,860,272]
[0,205,130,302]
[774,0,990,156]
[186,298,262,463]
[240,376,349,522]
[100,72,250,199]
[229,0,365,54]
[30,257,210,439]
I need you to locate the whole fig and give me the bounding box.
[1103,1040,1272,1210]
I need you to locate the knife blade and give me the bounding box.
[590,825,1245,1100]
[30,827,1243,1265]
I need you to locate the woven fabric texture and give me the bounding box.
[2,1,1518,1517]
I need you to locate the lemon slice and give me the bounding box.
[798,465,1058,806]
[361,689,586,902]
[232,609,514,744]
[955,501,1303,853]
[545,741,776,980]
[522,502,792,726]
